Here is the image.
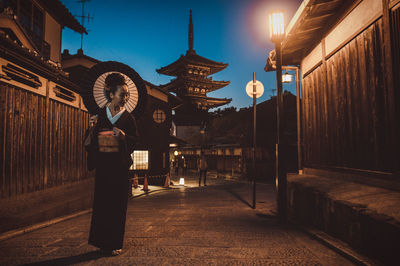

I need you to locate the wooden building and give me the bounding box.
[131,80,182,178]
[157,10,231,140]
[268,0,400,262]
[0,0,90,199]
[277,0,399,176]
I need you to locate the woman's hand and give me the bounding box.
[89,115,98,127]
[113,127,126,140]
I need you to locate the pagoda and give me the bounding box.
[157,10,231,127]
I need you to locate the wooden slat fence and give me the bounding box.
[0,83,91,198]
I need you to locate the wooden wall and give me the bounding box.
[302,18,398,172]
[0,83,91,198]
[391,3,400,171]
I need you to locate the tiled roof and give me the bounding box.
[38,0,87,34]
[157,50,228,76]
[0,31,80,92]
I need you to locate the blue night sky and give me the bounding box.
[61,0,302,109]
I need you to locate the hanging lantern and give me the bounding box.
[282,71,293,83]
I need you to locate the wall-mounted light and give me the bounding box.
[282,71,293,83]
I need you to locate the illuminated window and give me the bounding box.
[130,150,149,170]
[153,109,166,123]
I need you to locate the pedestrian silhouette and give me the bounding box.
[197,152,208,186]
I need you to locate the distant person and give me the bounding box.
[174,159,179,176]
[178,157,184,175]
[84,73,139,256]
[183,157,187,175]
[197,153,208,186]
[170,160,174,176]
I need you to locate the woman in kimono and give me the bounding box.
[86,73,139,256]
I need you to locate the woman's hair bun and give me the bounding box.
[105,73,125,90]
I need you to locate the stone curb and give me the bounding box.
[299,226,378,266]
[0,210,92,242]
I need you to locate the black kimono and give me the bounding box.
[86,107,139,250]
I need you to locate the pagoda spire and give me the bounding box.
[188,10,194,51]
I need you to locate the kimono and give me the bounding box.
[86,107,139,250]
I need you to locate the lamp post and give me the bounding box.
[269,11,287,223]
[246,73,264,209]
[282,66,302,174]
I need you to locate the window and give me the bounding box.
[130,150,149,170]
[32,4,44,45]
[153,109,166,123]
[9,0,45,57]
[19,0,32,33]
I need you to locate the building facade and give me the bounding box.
[0,0,97,233]
[0,0,90,199]
[270,0,400,263]
[279,0,399,174]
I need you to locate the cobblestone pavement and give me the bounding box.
[0,176,354,265]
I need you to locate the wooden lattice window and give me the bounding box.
[2,63,41,88]
[53,85,76,102]
[130,150,149,170]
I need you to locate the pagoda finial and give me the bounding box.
[189,9,193,51]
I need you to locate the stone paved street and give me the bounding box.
[0,176,354,265]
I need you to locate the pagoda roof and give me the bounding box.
[160,76,230,92]
[156,50,228,76]
[186,95,232,109]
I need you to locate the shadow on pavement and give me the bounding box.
[225,188,252,208]
[255,212,276,219]
[22,250,103,266]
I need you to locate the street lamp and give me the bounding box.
[269,12,285,43]
[246,72,264,209]
[269,10,287,223]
